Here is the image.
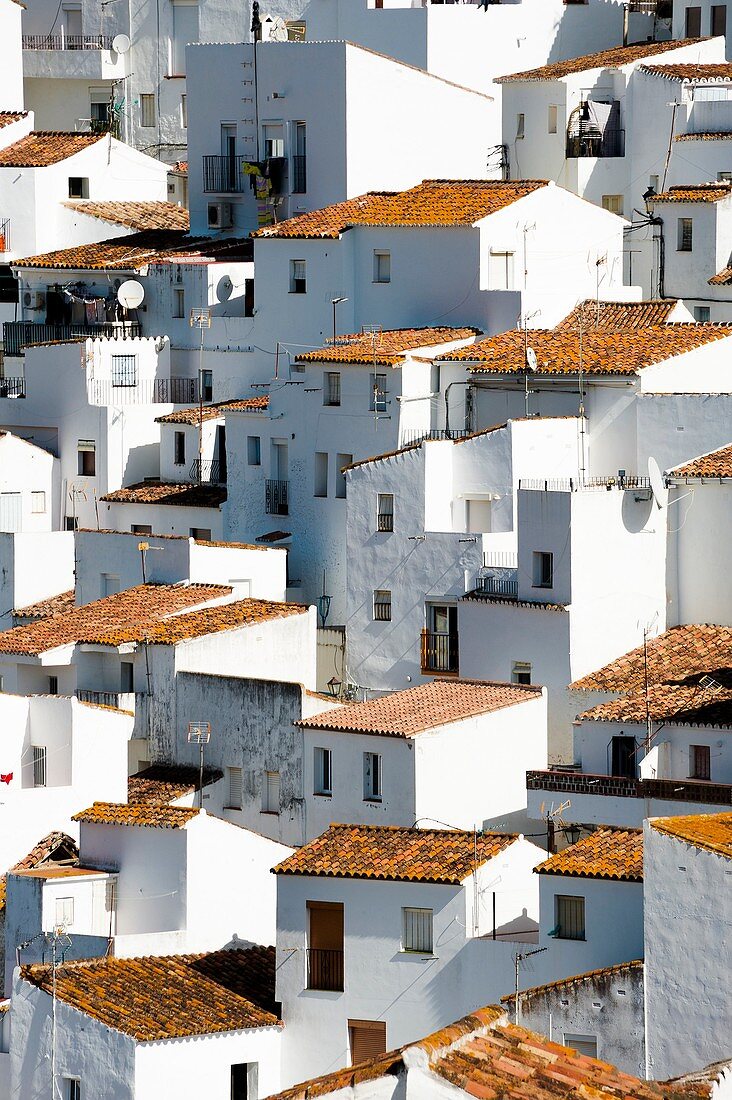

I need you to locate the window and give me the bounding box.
[174,431,186,465]
[308,901,344,990]
[120,661,133,692]
[677,218,693,251]
[314,452,328,497]
[289,259,306,293]
[131,524,153,535]
[532,550,553,588]
[55,897,74,928]
[102,573,120,597]
[48,676,58,695]
[247,436,261,466]
[314,747,332,795]
[245,278,254,317]
[649,174,660,192]
[602,194,624,216]
[140,94,156,127]
[402,907,433,953]
[64,1079,81,1100]
[190,527,211,540]
[324,371,341,406]
[373,250,391,283]
[369,373,387,413]
[489,251,515,290]
[548,105,558,134]
[516,113,525,139]
[262,770,280,813]
[719,170,732,182]
[263,123,285,158]
[349,1021,386,1064]
[227,766,243,809]
[68,177,88,199]
[32,745,47,788]
[173,287,185,318]
[555,895,585,940]
[0,492,21,533]
[712,2,726,34]
[292,121,307,193]
[201,370,213,402]
[336,453,351,499]
[564,1035,598,1057]
[685,4,702,34]
[231,1064,254,1100]
[512,661,532,685]
[111,354,137,387]
[77,440,95,476]
[377,493,394,532]
[172,0,199,74]
[694,306,711,322]
[180,93,188,128]
[31,491,46,514]
[373,589,391,621]
[363,752,382,801]
[690,744,711,780]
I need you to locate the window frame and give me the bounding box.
[262,769,280,814]
[336,453,351,499]
[77,439,96,477]
[55,896,74,929]
[363,751,382,802]
[140,93,156,128]
[173,287,185,318]
[31,490,46,514]
[174,430,186,466]
[555,894,585,941]
[532,550,554,589]
[677,217,693,252]
[32,745,47,788]
[689,744,711,780]
[313,746,333,796]
[377,493,394,532]
[289,258,307,294]
[247,435,261,466]
[373,249,391,284]
[227,765,243,809]
[373,589,392,622]
[314,451,328,498]
[323,371,341,407]
[369,373,388,413]
[402,907,434,954]
[111,354,137,388]
[548,104,558,134]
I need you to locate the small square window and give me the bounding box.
[314,747,332,795]
[677,217,693,252]
[564,1035,598,1057]
[402,907,433,953]
[369,373,387,413]
[64,1079,81,1100]
[373,589,391,621]
[289,259,307,294]
[324,371,341,407]
[548,105,558,134]
[77,440,95,477]
[336,453,351,499]
[173,287,185,318]
[68,177,88,199]
[694,306,711,322]
[363,751,382,801]
[55,897,74,928]
[532,550,553,588]
[31,491,46,514]
[247,436,261,465]
[32,745,47,787]
[373,250,391,283]
[489,251,515,291]
[512,661,532,685]
[602,194,624,216]
[111,354,137,387]
[555,894,585,940]
[174,431,186,466]
[516,113,525,139]
[690,744,711,780]
[189,527,211,541]
[377,493,394,531]
[131,524,152,535]
[685,4,702,35]
[140,94,156,128]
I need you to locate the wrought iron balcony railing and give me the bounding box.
[307,948,343,992]
[203,155,245,193]
[23,33,115,49]
[265,479,289,515]
[421,630,459,674]
[3,321,141,357]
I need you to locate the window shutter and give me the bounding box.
[229,766,243,809]
[403,908,433,952]
[265,770,280,812]
[349,1021,386,1064]
[32,746,47,787]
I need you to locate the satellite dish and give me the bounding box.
[117,279,145,309]
[648,456,668,509]
[111,33,130,54]
[525,347,538,372]
[216,275,233,302]
[263,14,288,40]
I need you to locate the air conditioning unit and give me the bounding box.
[208,202,233,230]
[23,290,45,310]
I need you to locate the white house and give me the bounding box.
[674,0,732,56]
[0,431,61,532]
[0,0,23,116]
[5,803,292,984]
[274,823,546,1085]
[11,945,283,1100]
[296,678,547,837]
[644,812,732,1079]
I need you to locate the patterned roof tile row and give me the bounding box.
[555,300,678,330]
[502,960,644,1004]
[64,200,190,230]
[650,183,732,203]
[155,396,268,425]
[641,62,732,80]
[496,38,708,82]
[669,442,732,477]
[0,130,103,166]
[295,327,479,367]
[13,589,75,620]
[101,481,227,507]
[535,827,643,882]
[13,230,252,270]
[650,812,732,859]
[273,824,517,883]
[0,111,28,129]
[73,801,200,829]
[579,681,732,726]
[675,130,732,140]
[128,764,223,805]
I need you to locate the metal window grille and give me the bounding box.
[556,895,585,940]
[373,589,391,621]
[363,752,382,800]
[111,355,137,388]
[32,745,47,787]
[678,218,693,251]
[228,766,243,808]
[403,908,433,953]
[690,745,711,780]
[324,372,341,406]
[377,494,394,531]
[314,748,332,795]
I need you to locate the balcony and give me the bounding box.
[189,458,225,484]
[203,155,246,193]
[76,688,136,710]
[566,125,625,159]
[265,479,289,516]
[474,573,518,598]
[87,377,198,406]
[527,769,732,806]
[400,428,473,445]
[3,321,142,357]
[307,948,343,992]
[421,630,459,674]
[0,377,25,399]
[23,33,114,49]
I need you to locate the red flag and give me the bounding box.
[0,773,13,784]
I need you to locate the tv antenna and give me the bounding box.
[187,721,211,808]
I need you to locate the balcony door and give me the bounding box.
[423,603,458,674]
[307,901,344,991]
[221,123,237,189]
[610,736,636,779]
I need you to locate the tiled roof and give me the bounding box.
[650,183,732,203]
[64,200,190,230]
[297,679,542,738]
[709,265,732,284]
[13,230,252,270]
[641,62,732,80]
[496,38,707,82]
[0,582,231,655]
[676,131,732,140]
[650,812,732,859]
[295,327,480,367]
[0,831,80,913]
[13,589,75,620]
[462,591,569,611]
[556,300,678,330]
[570,624,732,693]
[254,180,548,238]
[138,597,307,645]
[0,130,103,166]
[128,764,223,805]
[503,960,643,1004]
[670,443,732,477]
[273,824,517,883]
[73,801,200,828]
[578,681,732,727]
[155,396,268,424]
[344,440,422,472]
[535,827,643,882]
[435,325,732,374]
[100,481,227,507]
[21,946,281,1040]
[0,111,28,129]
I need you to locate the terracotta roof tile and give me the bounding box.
[669,443,732,477]
[641,62,732,80]
[650,182,732,203]
[0,831,80,913]
[570,624,732,693]
[579,681,732,726]
[64,200,190,230]
[0,130,103,166]
[496,39,708,82]
[128,764,223,805]
[73,801,200,828]
[21,946,281,1040]
[0,111,28,129]
[675,131,732,140]
[100,481,227,507]
[140,597,307,645]
[462,591,568,611]
[13,230,252,270]
[273,824,518,883]
[436,325,732,375]
[501,960,643,1003]
[709,265,732,284]
[295,327,480,367]
[155,396,268,424]
[556,300,678,330]
[255,180,548,238]
[535,827,643,882]
[649,812,732,859]
[13,589,75,620]
[298,679,542,738]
